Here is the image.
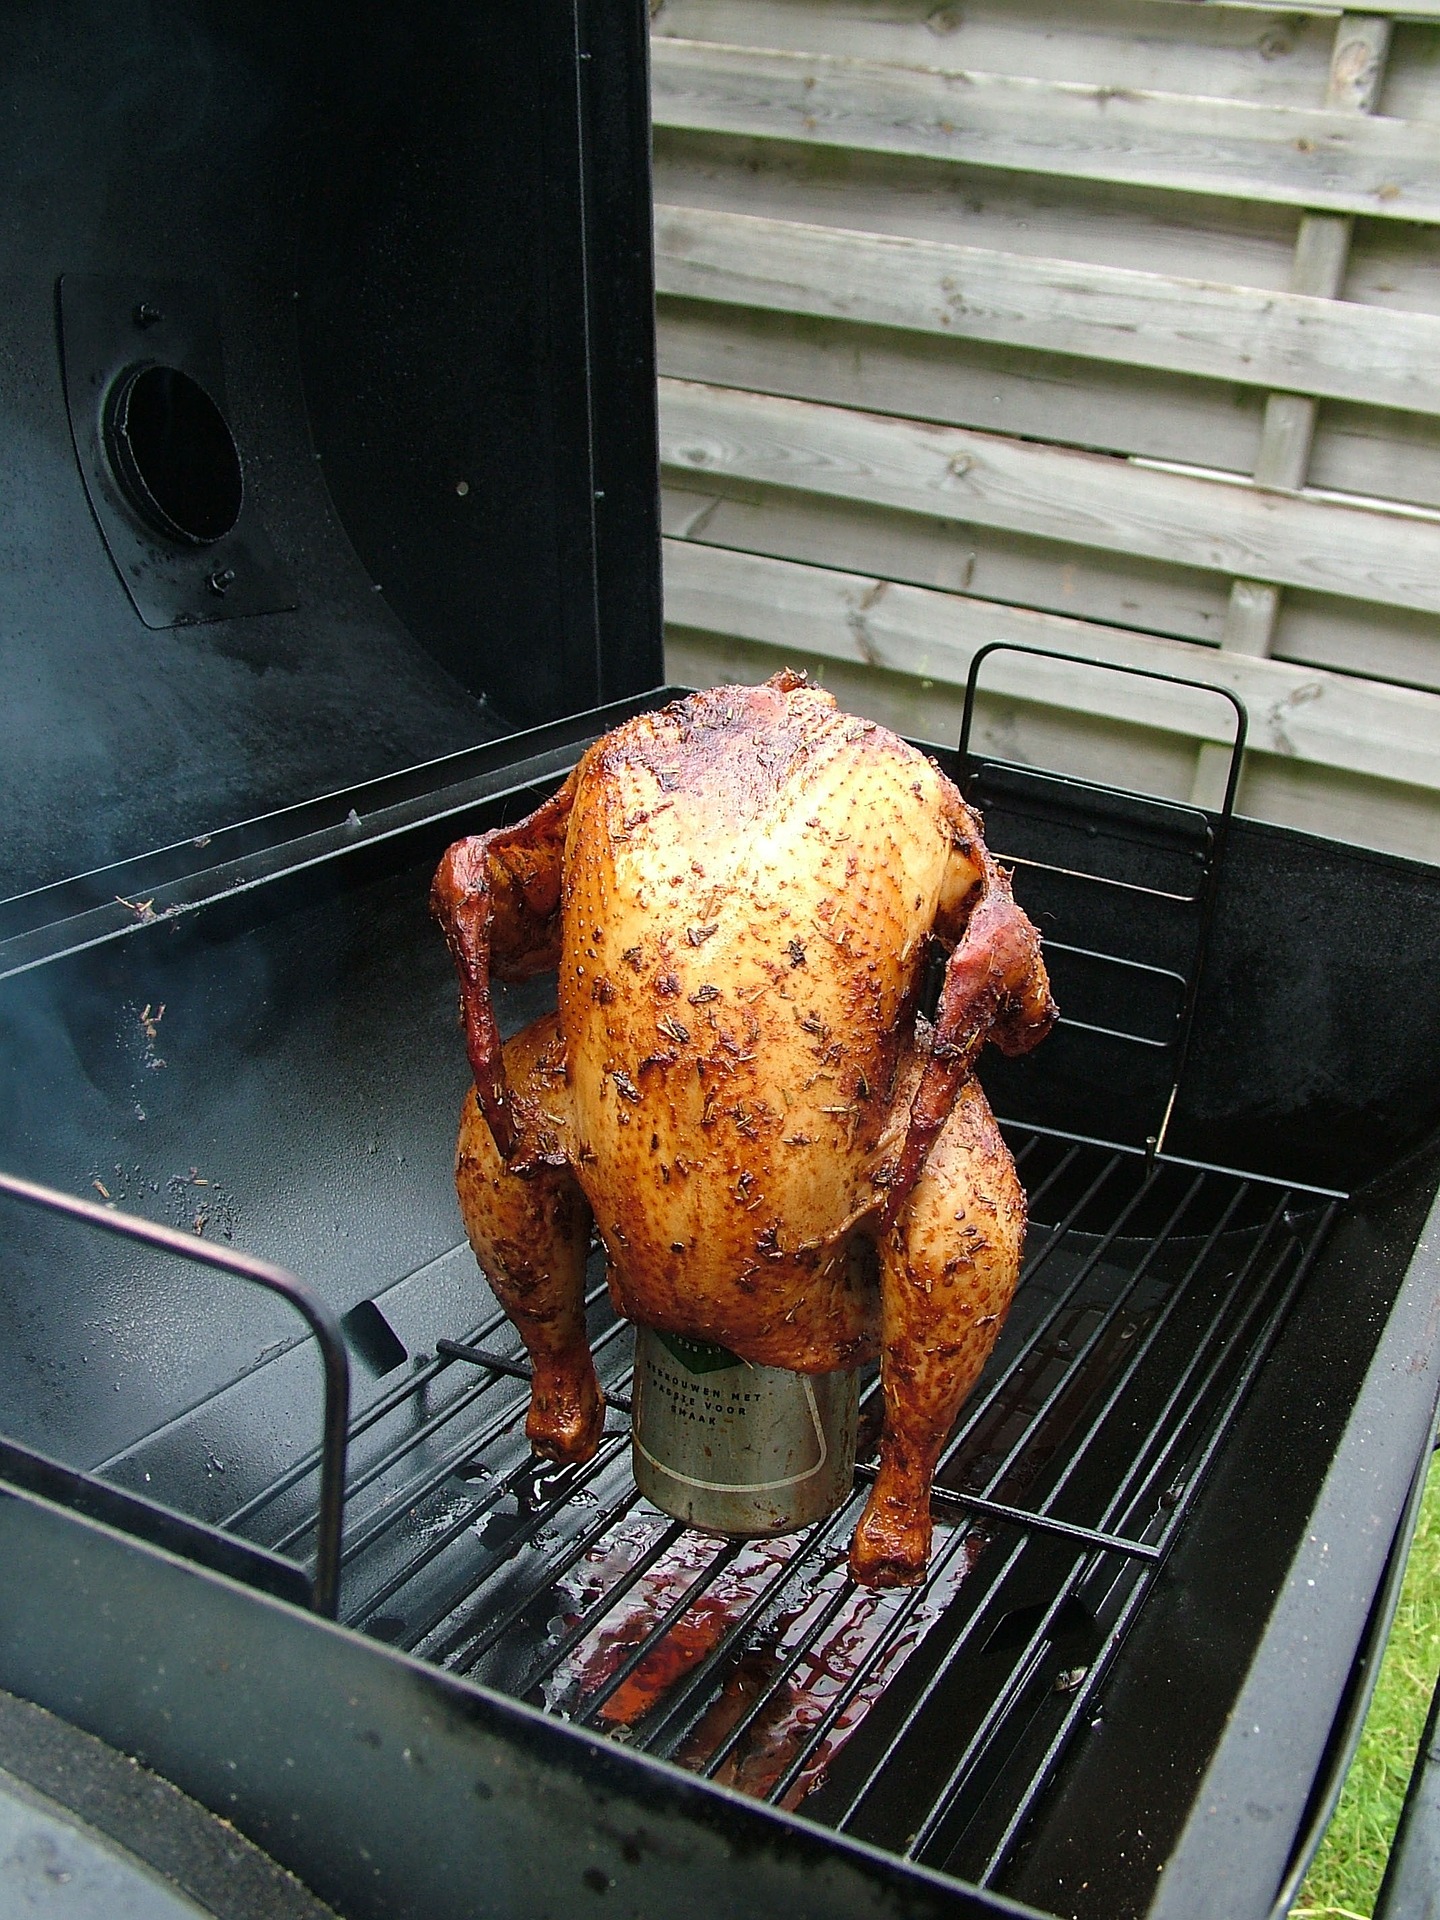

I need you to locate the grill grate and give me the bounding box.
[194,1121,1338,1891]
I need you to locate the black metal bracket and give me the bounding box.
[957,642,1248,1162]
[0,1170,349,1617]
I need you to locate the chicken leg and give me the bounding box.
[434,781,604,1463]
[455,1013,603,1464]
[851,1072,1024,1586]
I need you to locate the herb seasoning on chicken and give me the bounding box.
[432,673,1055,1585]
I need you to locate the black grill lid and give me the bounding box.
[0,0,662,901]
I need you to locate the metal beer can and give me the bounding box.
[631,1325,859,1537]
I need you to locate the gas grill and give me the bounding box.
[3,7,1440,1920]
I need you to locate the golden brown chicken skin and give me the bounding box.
[433,673,1054,1585]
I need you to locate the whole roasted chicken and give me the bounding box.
[432,673,1054,1585]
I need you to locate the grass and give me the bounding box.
[1292,1450,1440,1920]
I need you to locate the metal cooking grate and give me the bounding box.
[199,1121,1338,1891]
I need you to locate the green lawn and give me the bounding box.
[1293,1451,1440,1920]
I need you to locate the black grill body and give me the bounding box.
[2,9,1440,1920]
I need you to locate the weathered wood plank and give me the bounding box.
[655,205,1440,416]
[656,145,1438,318]
[650,37,1440,223]
[1228,751,1440,867]
[662,536,1440,791]
[1312,406,1440,516]
[657,1,1440,39]
[659,377,1440,617]
[1276,596,1440,694]
[662,480,1440,691]
[657,298,1265,472]
[1148,0,1440,18]
[660,288,1440,507]
[662,479,1236,649]
[653,133,1305,291]
[652,1,1341,105]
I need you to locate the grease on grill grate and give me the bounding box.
[525,1513,989,1806]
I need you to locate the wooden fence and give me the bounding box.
[650,0,1440,860]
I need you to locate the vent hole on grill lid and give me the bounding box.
[104,363,243,545]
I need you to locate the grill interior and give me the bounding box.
[3,671,1348,1900]
[9,687,1440,1917]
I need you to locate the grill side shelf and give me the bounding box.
[0,1480,1048,1920]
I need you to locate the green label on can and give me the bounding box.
[654,1330,742,1375]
